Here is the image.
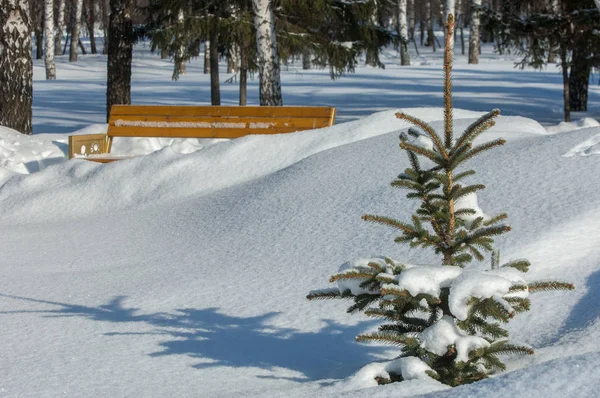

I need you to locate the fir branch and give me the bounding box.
[528,281,575,293]
[396,113,447,158]
[453,170,476,182]
[483,213,508,226]
[356,331,415,346]
[457,139,507,165]
[454,109,501,150]
[347,294,381,314]
[486,340,535,356]
[362,214,416,234]
[329,272,375,283]
[501,259,530,273]
[399,141,444,163]
[307,288,347,300]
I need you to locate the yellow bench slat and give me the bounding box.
[109,105,335,119]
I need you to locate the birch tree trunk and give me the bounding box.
[55,0,66,55]
[398,0,410,65]
[44,0,56,79]
[468,0,481,64]
[102,0,109,53]
[252,0,282,106]
[172,8,186,80]
[70,0,84,62]
[408,0,415,42]
[0,0,33,134]
[86,0,97,54]
[106,0,132,121]
[203,40,210,74]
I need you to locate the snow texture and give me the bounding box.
[394,265,463,298]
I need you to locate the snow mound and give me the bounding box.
[0,126,66,175]
[547,117,600,134]
[562,132,600,157]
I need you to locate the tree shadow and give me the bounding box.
[560,268,600,334]
[0,293,387,381]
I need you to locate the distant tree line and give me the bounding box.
[1,0,598,134]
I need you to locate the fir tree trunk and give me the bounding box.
[468,0,481,64]
[203,40,210,74]
[209,20,220,106]
[0,0,33,134]
[569,49,590,112]
[253,0,283,106]
[44,0,56,80]
[239,45,248,106]
[56,0,66,55]
[398,0,410,66]
[106,0,132,122]
[70,0,84,62]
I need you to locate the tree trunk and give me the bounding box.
[240,45,248,106]
[569,47,590,112]
[560,41,570,122]
[302,49,311,70]
[160,47,168,59]
[44,0,56,79]
[172,9,186,80]
[56,0,66,55]
[70,0,84,62]
[106,0,133,121]
[398,0,410,65]
[209,20,220,106]
[86,0,97,54]
[35,25,43,59]
[425,0,435,51]
[0,0,33,134]
[102,0,109,53]
[408,0,415,42]
[468,0,481,64]
[203,40,210,74]
[253,0,282,106]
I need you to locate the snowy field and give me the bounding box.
[1,41,600,397]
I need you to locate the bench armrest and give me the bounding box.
[68,134,110,159]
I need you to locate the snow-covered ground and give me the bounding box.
[1,42,599,397]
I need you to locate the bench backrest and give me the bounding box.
[108,105,337,139]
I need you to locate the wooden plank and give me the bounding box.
[107,126,309,139]
[109,105,336,119]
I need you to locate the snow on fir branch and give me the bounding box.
[308,14,574,388]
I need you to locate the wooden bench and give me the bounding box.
[68,105,337,163]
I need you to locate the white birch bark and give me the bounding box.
[0,0,33,133]
[445,0,455,48]
[55,0,66,55]
[468,0,481,64]
[398,0,410,65]
[594,0,599,10]
[203,41,210,74]
[252,0,282,106]
[70,0,84,62]
[44,0,56,79]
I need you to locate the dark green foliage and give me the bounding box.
[309,14,574,388]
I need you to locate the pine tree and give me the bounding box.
[308,15,574,388]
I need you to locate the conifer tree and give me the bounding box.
[308,15,574,388]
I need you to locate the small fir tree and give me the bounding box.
[308,15,574,387]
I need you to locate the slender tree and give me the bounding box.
[44,0,56,79]
[106,0,133,121]
[469,0,482,63]
[253,0,282,105]
[398,0,410,65]
[0,0,33,134]
[70,0,84,61]
[56,0,66,54]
